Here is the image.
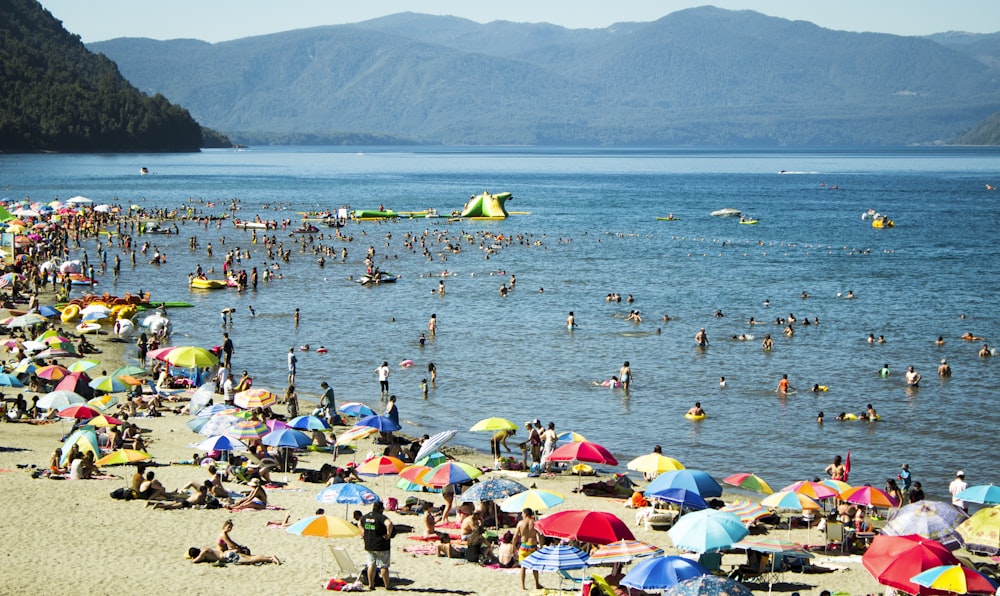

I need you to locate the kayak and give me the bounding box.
[739,219,759,225]
[656,217,681,221]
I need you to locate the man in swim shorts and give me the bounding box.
[514,508,543,590]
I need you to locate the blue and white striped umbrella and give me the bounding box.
[316,483,380,505]
[520,545,590,571]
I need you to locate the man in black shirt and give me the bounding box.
[222,332,234,368]
[361,501,393,589]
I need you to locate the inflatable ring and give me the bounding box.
[76,322,101,333]
[60,304,80,323]
[316,347,328,354]
[842,413,858,421]
[684,413,707,421]
[399,359,415,367]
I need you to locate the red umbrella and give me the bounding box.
[546,441,618,466]
[840,485,899,508]
[862,534,959,595]
[535,509,635,545]
[55,371,93,399]
[57,404,101,420]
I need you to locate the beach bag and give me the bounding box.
[110,487,135,500]
[386,497,399,511]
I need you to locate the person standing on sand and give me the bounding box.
[361,501,394,590]
[515,508,543,590]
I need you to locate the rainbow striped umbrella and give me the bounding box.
[761,490,821,511]
[911,564,998,594]
[500,488,565,513]
[225,419,269,440]
[722,500,771,525]
[723,472,773,494]
[588,539,664,564]
[839,485,898,508]
[356,455,406,477]
[782,480,839,500]
[422,461,481,487]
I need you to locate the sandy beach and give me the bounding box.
[0,321,889,596]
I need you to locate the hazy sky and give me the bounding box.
[37,1,1000,43]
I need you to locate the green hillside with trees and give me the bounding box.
[0,0,220,152]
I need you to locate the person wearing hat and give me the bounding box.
[949,470,968,512]
[231,477,268,510]
[938,359,952,377]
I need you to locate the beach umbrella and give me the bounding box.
[355,414,401,433]
[588,539,664,565]
[68,196,93,204]
[187,383,215,416]
[414,452,447,467]
[111,365,146,378]
[117,375,144,387]
[422,461,482,487]
[647,469,724,498]
[37,345,80,359]
[35,365,70,381]
[261,427,311,449]
[668,509,748,553]
[338,402,376,417]
[399,465,432,486]
[36,390,86,410]
[335,425,378,445]
[546,440,618,466]
[316,483,381,518]
[356,456,406,477]
[536,510,634,545]
[556,430,587,443]
[37,305,60,318]
[82,311,109,322]
[67,359,100,373]
[664,574,754,596]
[225,419,270,441]
[88,375,127,393]
[0,373,24,387]
[187,417,211,433]
[198,414,239,437]
[469,417,517,432]
[500,489,566,513]
[11,359,36,374]
[722,501,772,525]
[233,388,277,409]
[840,485,899,508]
[162,346,218,368]
[198,404,238,418]
[85,414,123,428]
[58,404,101,420]
[628,453,686,475]
[957,485,1000,506]
[413,429,458,463]
[649,488,710,511]
[9,313,46,328]
[911,564,999,594]
[882,501,969,550]
[621,556,710,592]
[761,490,821,511]
[862,534,958,595]
[459,477,527,503]
[520,545,590,587]
[96,449,152,466]
[60,427,98,465]
[195,434,248,453]
[55,373,93,399]
[782,480,838,500]
[956,506,1000,555]
[288,415,331,431]
[286,514,362,539]
[147,346,178,362]
[723,472,774,495]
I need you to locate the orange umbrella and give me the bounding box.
[840,486,899,508]
[356,455,405,477]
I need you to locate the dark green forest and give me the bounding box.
[0,0,217,152]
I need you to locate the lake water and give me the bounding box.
[3,146,999,502]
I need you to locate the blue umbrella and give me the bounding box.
[0,373,24,387]
[459,477,527,503]
[356,414,401,432]
[648,487,710,511]
[262,427,311,448]
[621,555,710,592]
[957,485,1000,506]
[37,305,60,318]
[520,545,590,571]
[288,415,331,431]
[317,482,380,517]
[647,469,723,498]
[664,574,754,596]
[667,509,748,553]
[195,434,248,453]
[187,417,210,433]
[338,402,376,417]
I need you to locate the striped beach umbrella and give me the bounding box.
[588,539,664,565]
[422,461,482,487]
[722,500,772,525]
[225,419,269,440]
[723,472,773,494]
[520,545,590,571]
[357,455,406,477]
[500,488,565,513]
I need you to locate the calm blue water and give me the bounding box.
[3,146,1000,502]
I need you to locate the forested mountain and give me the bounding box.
[90,7,1000,146]
[0,0,214,152]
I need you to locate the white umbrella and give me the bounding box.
[414,429,458,462]
[37,390,87,410]
[67,196,93,204]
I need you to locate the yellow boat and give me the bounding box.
[189,278,227,290]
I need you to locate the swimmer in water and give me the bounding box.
[817,411,824,424]
[719,376,726,388]
[961,332,985,341]
[566,311,577,331]
[777,374,794,395]
[686,402,705,417]
[591,375,621,388]
[879,363,890,377]
[694,328,709,347]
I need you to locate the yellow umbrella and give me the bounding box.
[627,453,686,475]
[86,414,124,428]
[96,449,152,466]
[956,505,1000,554]
[336,425,378,445]
[469,417,517,432]
[286,514,362,538]
[162,346,218,368]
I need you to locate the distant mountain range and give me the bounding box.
[89,7,1000,146]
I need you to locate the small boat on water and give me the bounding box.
[291,224,320,234]
[356,271,398,286]
[711,208,742,217]
[189,278,227,290]
[656,216,680,221]
[738,216,759,225]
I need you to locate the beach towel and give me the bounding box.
[407,535,440,542]
[228,504,285,512]
[403,544,438,556]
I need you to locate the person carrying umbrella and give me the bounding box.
[514,508,544,591]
